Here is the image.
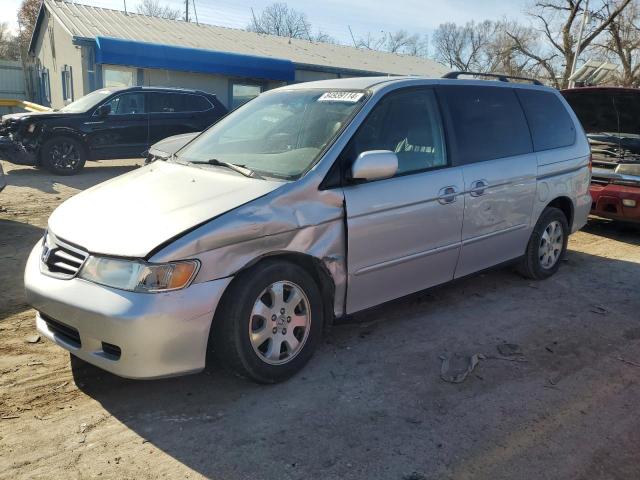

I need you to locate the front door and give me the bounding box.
[85,91,149,159]
[437,85,537,278]
[342,88,464,313]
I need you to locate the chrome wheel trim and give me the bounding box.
[50,141,80,170]
[248,280,311,366]
[538,220,563,269]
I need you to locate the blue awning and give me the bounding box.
[94,36,295,82]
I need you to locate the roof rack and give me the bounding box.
[442,71,543,86]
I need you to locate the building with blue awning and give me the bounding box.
[27,0,447,110]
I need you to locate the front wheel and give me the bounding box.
[517,206,569,280]
[211,260,324,383]
[41,137,86,175]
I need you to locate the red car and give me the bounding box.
[562,87,640,223]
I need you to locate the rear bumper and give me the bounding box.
[24,243,232,379]
[589,183,640,223]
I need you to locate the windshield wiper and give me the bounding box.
[188,158,264,179]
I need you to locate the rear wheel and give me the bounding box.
[517,206,569,280]
[211,260,324,383]
[42,137,86,175]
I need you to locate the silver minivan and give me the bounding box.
[24,76,592,383]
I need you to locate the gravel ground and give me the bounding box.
[1,158,639,480]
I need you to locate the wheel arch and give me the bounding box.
[39,128,88,161]
[217,251,338,328]
[545,196,574,229]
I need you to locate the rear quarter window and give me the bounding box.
[439,85,532,165]
[517,89,576,151]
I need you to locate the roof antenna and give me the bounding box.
[123,0,127,14]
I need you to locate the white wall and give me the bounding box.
[31,10,84,109]
[142,69,230,106]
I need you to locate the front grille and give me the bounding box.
[41,232,88,278]
[40,313,81,347]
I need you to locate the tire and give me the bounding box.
[41,136,86,175]
[517,206,569,280]
[211,259,324,383]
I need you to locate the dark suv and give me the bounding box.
[0,87,227,175]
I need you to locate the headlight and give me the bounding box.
[79,257,199,293]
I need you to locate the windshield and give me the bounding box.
[59,89,116,113]
[176,89,367,179]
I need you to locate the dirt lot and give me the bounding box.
[1,158,639,480]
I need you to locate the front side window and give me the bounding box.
[104,92,146,115]
[439,85,532,165]
[176,89,367,179]
[345,88,447,176]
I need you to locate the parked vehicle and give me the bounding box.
[24,75,591,383]
[145,131,200,164]
[0,87,227,175]
[562,87,640,223]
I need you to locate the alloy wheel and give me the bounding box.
[248,280,311,365]
[538,220,563,269]
[50,141,81,171]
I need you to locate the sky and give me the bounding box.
[2,0,531,43]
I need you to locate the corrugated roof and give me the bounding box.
[43,0,447,77]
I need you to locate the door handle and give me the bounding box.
[469,180,488,197]
[437,186,457,205]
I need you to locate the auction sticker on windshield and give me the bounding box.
[318,92,364,102]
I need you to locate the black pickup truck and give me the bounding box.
[0,86,227,175]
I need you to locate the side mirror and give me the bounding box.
[95,104,111,117]
[351,150,398,182]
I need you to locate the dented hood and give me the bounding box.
[48,161,281,257]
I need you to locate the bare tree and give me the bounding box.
[248,3,311,39]
[136,0,181,20]
[507,0,633,88]
[594,1,640,85]
[17,0,40,50]
[0,22,21,60]
[248,3,336,43]
[432,21,495,71]
[356,30,429,57]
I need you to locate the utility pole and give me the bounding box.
[185,0,189,22]
[569,0,589,88]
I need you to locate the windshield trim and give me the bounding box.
[174,88,371,182]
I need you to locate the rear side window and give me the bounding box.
[148,93,212,113]
[439,85,532,164]
[183,94,213,112]
[517,90,575,151]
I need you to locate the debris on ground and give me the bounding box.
[439,353,483,383]
[615,356,640,368]
[590,305,608,315]
[497,343,523,357]
[25,334,41,344]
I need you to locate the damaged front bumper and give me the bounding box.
[0,117,41,165]
[590,166,640,222]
